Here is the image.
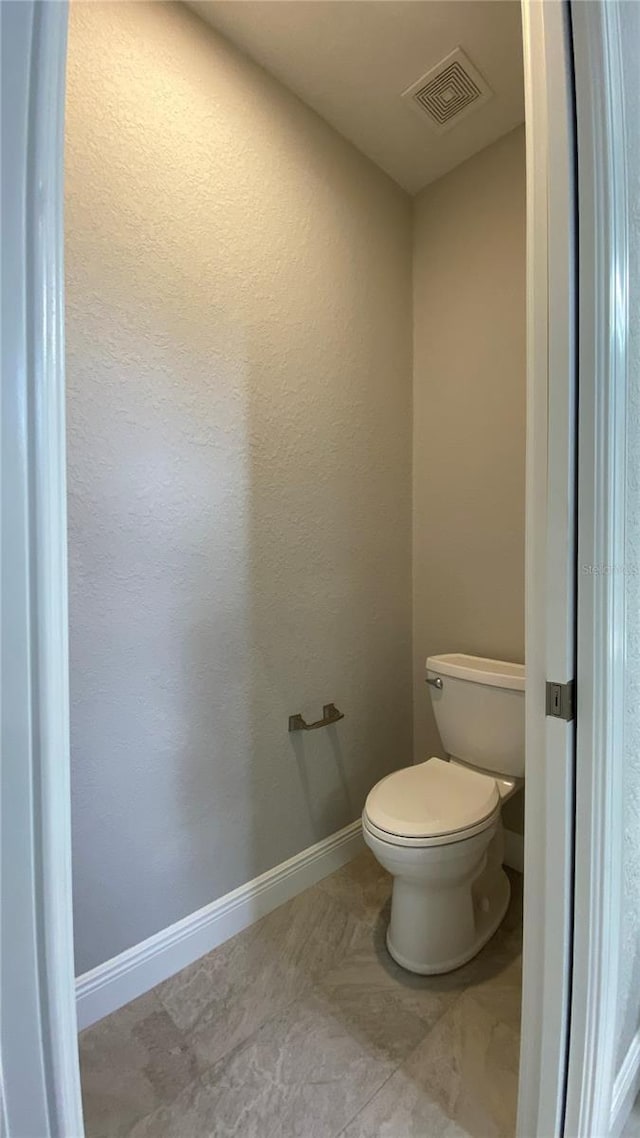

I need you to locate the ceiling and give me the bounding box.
[188,1,525,195]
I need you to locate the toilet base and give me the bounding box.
[364,815,513,976]
[386,867,511,975]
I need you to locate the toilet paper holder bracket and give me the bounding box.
[288,703,344,732]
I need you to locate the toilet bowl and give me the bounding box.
[363,654,525,975]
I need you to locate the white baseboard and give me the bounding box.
[77,819,526,1032]
[76,819,364,1031]
[611,1029,640,1136]
[504,828,524,873]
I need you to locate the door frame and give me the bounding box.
[1,2,83,1135]
[565,1,637,1134]
[1,1,630,1135]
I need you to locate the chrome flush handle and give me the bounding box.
[425,675,443,690]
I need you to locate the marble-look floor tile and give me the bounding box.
[313,982,437,1066]
[410,990,519,1138]
[129,991,395,1138]
[468,954,522,1033]
[316,916,455,1062]
[155,883,363,1071]
[340,1067,472,1138]
[313,877,521,1069]
[83,855,523,1138]
[342,990,519,1138]
[318,848,391,927]
[79,990,198,1138]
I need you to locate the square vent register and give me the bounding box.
[403,47,493,134]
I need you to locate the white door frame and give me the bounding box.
[1,2,631,1135]
[1,2,83,1135]
[565,1,637,1135]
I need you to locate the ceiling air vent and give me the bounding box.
[402,47,492,134]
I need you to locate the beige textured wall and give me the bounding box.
[66,1,413,973]
[412,127,526,778]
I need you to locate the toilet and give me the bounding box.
[363,653,525,975]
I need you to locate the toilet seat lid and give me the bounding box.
[364,757,500,840]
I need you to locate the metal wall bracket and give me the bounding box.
[288,703,344,732]
[545,680,576,722]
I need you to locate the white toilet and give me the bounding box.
[363,653,525,975]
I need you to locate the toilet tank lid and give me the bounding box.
[426,653,525,691]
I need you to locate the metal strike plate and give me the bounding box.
[545,680,575,722]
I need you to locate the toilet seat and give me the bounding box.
[363,757,501,848]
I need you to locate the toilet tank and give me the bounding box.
[426,653,525,779]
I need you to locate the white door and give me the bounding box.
[517,3,577,1135]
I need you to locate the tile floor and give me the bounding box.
[79,851,523,1138]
